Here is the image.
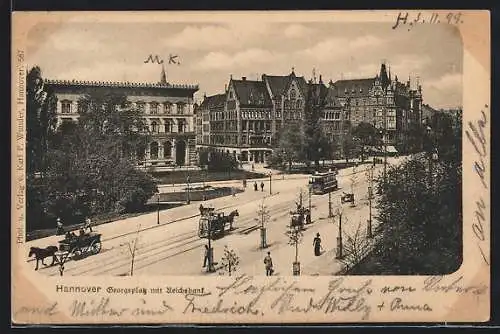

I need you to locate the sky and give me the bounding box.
[26,20,463,109]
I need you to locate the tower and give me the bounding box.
[160,64,167,85]
[379,62,390,90]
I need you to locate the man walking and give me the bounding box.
[56,217,64,235]
[203,245,210,268]
[254,181,258,191]
[84,217,93,232]
[260,181,264,192]
[264,251,273,276]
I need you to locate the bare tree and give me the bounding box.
[120,224,142,276]
[285,223,303,275]
[220,245,240,276]
[338,220,373,272]
[255,198,271,248]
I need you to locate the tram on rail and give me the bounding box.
[309,170,338,195]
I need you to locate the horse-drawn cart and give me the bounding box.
[57,232,102,261]
[198,205,239,239]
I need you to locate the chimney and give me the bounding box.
[242,76,247,81]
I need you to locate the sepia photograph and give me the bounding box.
[12,10,489,324]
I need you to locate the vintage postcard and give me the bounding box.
[11,10,490,324]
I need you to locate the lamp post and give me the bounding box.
[328,190,333,218]
[206,218,215,273]
[186,174,191,204]
[335,207,344,259]
[157,192,160,225]
[201,165,207,201]
[269,172,272,195]
[366,165,374,238]
[308,185,312,221]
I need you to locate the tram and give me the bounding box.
[309,170,338,195]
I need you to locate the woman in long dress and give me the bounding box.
[313,233,322,256]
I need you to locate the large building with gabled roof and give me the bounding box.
[196,62,425,164]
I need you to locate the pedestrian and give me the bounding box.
[264,251,274,276]
[84,217,93,232]
[203,245,210,268]
[243,179,247,188]
[56,217,64,235]
[252,163,255,171]
[254,181,258,191]
[313,233,322,256]
[260,181,264,192]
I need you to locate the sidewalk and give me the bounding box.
[25,185,276,250]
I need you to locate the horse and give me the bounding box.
[224,210,239,230]
[28,246,59,271]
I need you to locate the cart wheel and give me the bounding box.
[73,249,82,260]
[91,241,102,254]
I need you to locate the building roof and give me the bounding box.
[262,73,308,98]
[44,79,199,91]
[307,82,329,104]
[231,79,272,107]
[332,78,376,98]
[200,93,226,109]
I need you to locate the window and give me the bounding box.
[164,102,172,114]
[178,119,185,133]
[150,142,159,160]
[150,102,159,115]
[164,120,171,133]
[163,141,172,158]
[290,89,296,100]
[61,101,72,114]
[296,99,302,109]
[177,103,185,114]
[151,121,159,133]
[136,102,145,113]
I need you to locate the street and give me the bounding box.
[26,157,406,276]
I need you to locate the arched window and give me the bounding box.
[164,119,171,133]
[164,102,172,114]
[151,121,158,133]
[163,141,172,158]
[150,142,159,160]
[290,89,296,100]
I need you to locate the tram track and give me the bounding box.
[38,166,381,276]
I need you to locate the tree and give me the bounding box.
[352,122,377,161]
[220,246,240,276]
[276,123,304,170]
[26,66,58,176]
[255,198,271,248]
[342,135,360,163]
[120,224,142,276]
[26,86,158,232]
[303,84,328,169]
[339,220,373,271]
[285,223,303,265]
[26,66,59,230]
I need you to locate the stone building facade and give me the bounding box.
[45,68,199,170]
[197,62,424,163]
